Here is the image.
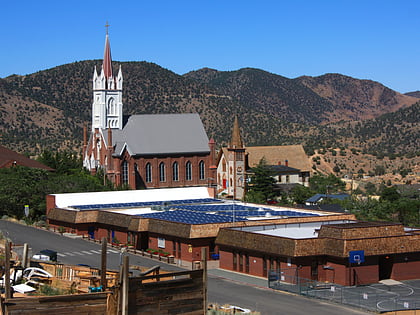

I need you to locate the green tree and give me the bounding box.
[245,158,276,203]
[0,166,112,219]
[290,184,314,204]
[364,182,376,196]
[37,150,83,175]
[309,174,345,194]
[380,186,401,202]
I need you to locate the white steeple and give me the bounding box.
[91,26,123,131]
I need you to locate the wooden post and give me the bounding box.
[5,241,11,299]
[22,243,28,269]
[122,255,129,315]
[101,237,107,289]
[201,247,208,315]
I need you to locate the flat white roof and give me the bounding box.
[239,220,356,239]
[52,187,211,208]
[104,208,158,215]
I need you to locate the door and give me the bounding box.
[379,255,393,280]
[88,226,95,239]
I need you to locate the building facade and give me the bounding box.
[216,221,420,286]
[216,118,311,200]
[83,31,216,189]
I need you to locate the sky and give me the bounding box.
[1,1,420,93]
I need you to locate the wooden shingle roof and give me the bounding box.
[246,145,311,172]
[0,145,53,171]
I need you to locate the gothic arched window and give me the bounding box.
[186,161,192,181]
[146,163,152,183]
[173,162,179,181]
[107,98,115,115]
[199,160,205,180]
[159,162,166,182]
[122,161,129,185]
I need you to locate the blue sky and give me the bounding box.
[1,0,420,93]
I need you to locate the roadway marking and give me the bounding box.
[64,252,75,256]
[57,253,66,257]
[81,250,93,255]
[107,249,119,254]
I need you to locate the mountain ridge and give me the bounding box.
[0,61,418,160]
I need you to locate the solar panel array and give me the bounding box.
[172,204,319,220]
[69,197,319,225]
[139,210,246,225]
[70,198,220,210]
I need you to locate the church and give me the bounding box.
[83,31,216,189]
[216,117,311,200]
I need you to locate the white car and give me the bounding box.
[220,305,251,313]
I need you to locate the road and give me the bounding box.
[0,220,369,315]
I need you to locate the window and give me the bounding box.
[159,162,166,182]
[158,237,165,249]
[186,161,192,181]
[122,161,129,185]
[236,151,244,161]
[199,160,205,180]
[146,163,152,183]
[222,159,227,172]
[286,175,290,183]
[107,98,115,115]
[172,162,179,181]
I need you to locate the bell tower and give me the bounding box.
[91,24,123,131]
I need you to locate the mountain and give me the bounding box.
[0,61,418,159]
[405,91,420,98]
[296,73,416,122]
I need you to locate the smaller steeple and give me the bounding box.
[230,116,243,148]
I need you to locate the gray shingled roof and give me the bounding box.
[111,113,210,156]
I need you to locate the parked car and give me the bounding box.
[32,249,57,262]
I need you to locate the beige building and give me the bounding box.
[216,118,311,200]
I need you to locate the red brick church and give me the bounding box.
[83,31,216,189]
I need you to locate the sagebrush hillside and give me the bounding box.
[0,61,418,165]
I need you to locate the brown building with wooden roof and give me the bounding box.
[216,118,311,199]
[0,144,53,171]
[216,220,420,286]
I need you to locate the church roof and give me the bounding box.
[0,145,53,171]
[246,145,311,172]
[111,113,210,156]
[230,116,243,148]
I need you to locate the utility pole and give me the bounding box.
[201,247,208,315]
[5,240,11,299]
[101,237,107,289]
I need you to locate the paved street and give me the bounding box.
[0,220,370,314]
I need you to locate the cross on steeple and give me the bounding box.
[105,21,110,34]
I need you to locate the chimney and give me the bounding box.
[278,161,281,165]
[285,160,289,167]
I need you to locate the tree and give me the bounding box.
[309,174,345,194]
[374,165,386,176]
[290,184,314,204]
[37,150,83,175]
[245,158,276,203]
[0,165,112,220]
[364,182,376,196]
[380,186,401,203]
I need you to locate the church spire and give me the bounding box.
[103,22,113,79]
[230,116,243,148]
